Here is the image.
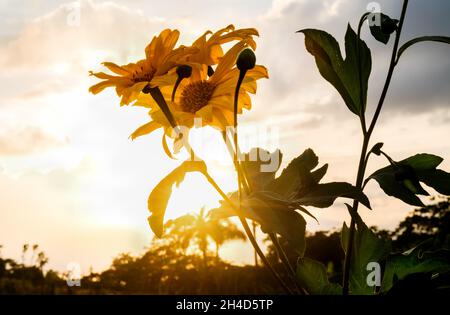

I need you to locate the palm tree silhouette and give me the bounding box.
[164,207,246,267]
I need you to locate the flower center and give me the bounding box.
[131,65,156,83]
[180,81,215,114]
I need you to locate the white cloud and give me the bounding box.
[0,125,68,155]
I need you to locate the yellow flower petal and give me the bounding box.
[90,28,194,105]
[130,121,161,140]
[211,107,234,130]
[162,133,176,159]
[102,62,130,76]
[89,80,115,94]
[211,41,248,83]
[196,105,214,122]
[150,73,177,88]
[247,65,269,80]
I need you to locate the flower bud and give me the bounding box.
[237,48,256,71]
[176,65,192,79]
[371,142,384,156]
[207,65,215,77]
[380,14,398,35]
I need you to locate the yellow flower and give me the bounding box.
[130,25,259,112]
[186,24,258,66]
[89,29,196,105]
[130,40,268,145]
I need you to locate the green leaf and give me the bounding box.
[253,190,319,222]
[404,153,443,170]
[241,148,282,191]
[368,13,398,44]
[148,160,207,237]
[365,167,425,207]
[366,153,447,207]
[297,25,372,116]
[381,241,450,293]
[417,169,450,195]
[268,149,371,208]
[268,148,319,197]
[294,182,371,209]
[397,36,450,63]
[341,219,391,295]
[210,192,307,256]
[296,257,342,295]
[385,271,450,295]
[311,164,328,183]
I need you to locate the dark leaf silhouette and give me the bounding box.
[366,153,450,206]
[296,257,342,295]
[297,25,371,116]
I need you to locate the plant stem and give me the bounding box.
[203,172,294,294]
[252,221,258,266]
[147,86,293,294]
[270,233,307,295]
[342,0,409,295]
[233,71,246,251]
[232,69,297,294]
[231,72,286,288]
[367,1,408,137]
[342,137,369,294]
[222,129,299,293]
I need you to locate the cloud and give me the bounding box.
[250,0,450,124]
[0,1,160,69]
[0,0,202,104]
[0,126,68,156]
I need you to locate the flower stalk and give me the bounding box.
[147,85,293,294]
[342,0,409,295]
[230,49,301,294]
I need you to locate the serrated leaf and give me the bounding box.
[239,148,371,212]
[268,148,320,197]
[381,241,450,293]
[297,25,371,116]
[311,164,328,183]
[241,148,282,191]
[366,168,424,207]
[366,153,447,207]
[252,190,319,222]
[148,160,207,237]
[294,182,371,209]
[297,257,342,295]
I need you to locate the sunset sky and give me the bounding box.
[0,0,449,274]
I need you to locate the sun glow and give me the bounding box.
[164,164,236,220]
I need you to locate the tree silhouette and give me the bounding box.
[164,208,246,267]
[392,196,450,251]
